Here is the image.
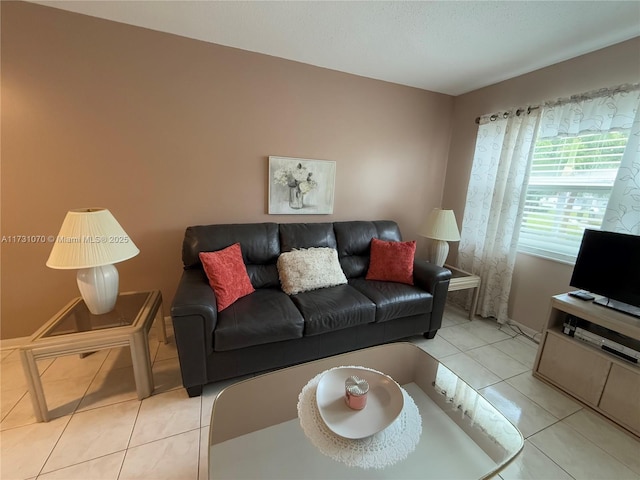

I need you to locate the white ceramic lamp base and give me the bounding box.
[430,240,449,267]
[76,264,119,315]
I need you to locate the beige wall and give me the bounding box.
[1,2,453,338]
[444,37,640,332]
[3,2,637,339]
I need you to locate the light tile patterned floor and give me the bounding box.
[1,304,639,479]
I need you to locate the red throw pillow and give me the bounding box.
[199,243,255,311]
[366,238,416,285]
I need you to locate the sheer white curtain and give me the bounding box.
[459,85,639,324]
[537,85,639,138]
[601,89,640,234]
[458,110,540,323]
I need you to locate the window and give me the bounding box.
[518,130,630,263]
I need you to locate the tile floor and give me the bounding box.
[1,304,638,479]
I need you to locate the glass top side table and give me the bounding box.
[445,264,481,320]
[19,290,166,422]
[43,291,150,337]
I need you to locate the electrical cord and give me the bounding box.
[500,320,541,344]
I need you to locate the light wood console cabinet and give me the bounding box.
[533,294,640,437]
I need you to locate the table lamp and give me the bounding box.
[46,208,140,315]
[418,208,461,267]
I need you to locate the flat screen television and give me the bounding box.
[570,229,640,318]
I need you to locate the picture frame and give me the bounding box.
[268,156,336,214]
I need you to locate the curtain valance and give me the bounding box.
[538,84,640,138]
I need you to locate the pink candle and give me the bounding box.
[345,375,369,410]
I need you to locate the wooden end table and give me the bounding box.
[445,264,481,320]
[19,290,167,422]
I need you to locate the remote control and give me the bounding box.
[569,290,595,301]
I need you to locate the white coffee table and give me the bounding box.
[20,290,166,422]
[208,343,523,479]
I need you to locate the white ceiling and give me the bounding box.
[33,1,640,96]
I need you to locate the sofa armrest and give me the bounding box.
[413,261,451,333]
[171,269,218,329]
[413,261,451,292]
[170,269,218,394]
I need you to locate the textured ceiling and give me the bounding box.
[32,1,640,95]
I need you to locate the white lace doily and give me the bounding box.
[297,366,422,470]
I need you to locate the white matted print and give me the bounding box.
[269,156,336,214]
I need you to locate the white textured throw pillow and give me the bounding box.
[277,247,348,295]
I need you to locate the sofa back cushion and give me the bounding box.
[279,223,337,252]
[182,223,280,289]
[181,220,403,286]
[334,221,402,278]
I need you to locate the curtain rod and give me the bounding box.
[545,82,639,109]
[475,106,539,125]
[474,83,640,125]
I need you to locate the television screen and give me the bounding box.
[570,229,640,317]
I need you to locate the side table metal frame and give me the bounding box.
[19,290,167,422]
[445,264,482,320]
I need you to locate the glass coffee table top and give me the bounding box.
[208,343,523,479]
[43,292,151,337]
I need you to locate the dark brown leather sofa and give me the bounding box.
[170,220,451,397]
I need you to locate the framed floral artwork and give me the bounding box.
[268,156,336,214]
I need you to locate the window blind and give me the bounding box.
[519,131,630,262]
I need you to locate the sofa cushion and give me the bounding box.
[245,264,280,289]
[334,221,403,278]
[279,223,337,252]
[214,289,304,351]
[349,278,433,323]
[183,223,281,289]
[277,247,347,295]
[199,244,255,311]
[291,284,376,336]
[366,238,416,285]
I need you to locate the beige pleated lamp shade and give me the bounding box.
[46,208,139,269]
[418,209,461,241]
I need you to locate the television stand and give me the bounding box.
[533,293,640,438]
[593,297,640,319]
